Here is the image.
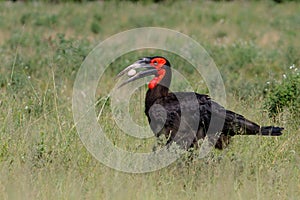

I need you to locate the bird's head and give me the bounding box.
[117,56,171,89]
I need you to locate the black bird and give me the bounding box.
[117,56,284,150]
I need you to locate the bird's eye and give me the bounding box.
[154,61,158,65]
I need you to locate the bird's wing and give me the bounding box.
[170,92,262,136]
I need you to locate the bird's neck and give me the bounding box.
[145,66,172,112]
[145,84,169,111]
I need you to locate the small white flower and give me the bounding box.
[289,64,295,69]
[266,81,270,84]
[25,106,29,110]
[283,74,287,79]
[28,76,31,79]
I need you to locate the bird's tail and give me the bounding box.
[260,126,284,136]
[224,110,284,136]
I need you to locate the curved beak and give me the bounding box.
[116,59,157,88]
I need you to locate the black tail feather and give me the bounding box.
[224,110,284,136]
[260,126,284,136]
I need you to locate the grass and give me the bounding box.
[0,0,299,199]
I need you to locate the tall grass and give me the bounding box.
[0,1,299,199]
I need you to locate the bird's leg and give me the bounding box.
[165,130,175,147]
[214,134,231,149]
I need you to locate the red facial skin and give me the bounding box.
[148,58,166,89]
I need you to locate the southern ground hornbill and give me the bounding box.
[117,56,284,150]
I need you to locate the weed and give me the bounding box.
[264,64,300,117]
[91,21,101,34]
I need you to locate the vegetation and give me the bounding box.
[0,1,299,199]
[264,64,300,118]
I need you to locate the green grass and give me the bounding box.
[0,1,299,199]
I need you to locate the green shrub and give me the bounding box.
[34,14,58,27]
[264,64,300,117]
[91,21,101,34]
[54,33,91,80]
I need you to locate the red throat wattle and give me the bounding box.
[148,69,166,89]
[148,58,166,89]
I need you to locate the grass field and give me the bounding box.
[0,1,299,199]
